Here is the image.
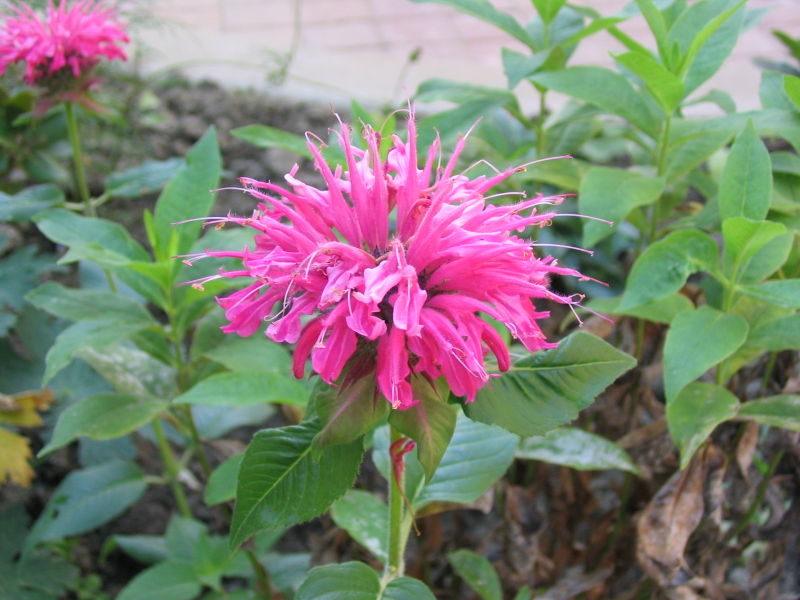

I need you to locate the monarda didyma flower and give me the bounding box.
[0,1,128,87]
[182,117,595,410]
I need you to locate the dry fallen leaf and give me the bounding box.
[736,422,760,481]
[0,428,35,486]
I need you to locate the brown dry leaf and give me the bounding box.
[736,422,760,480]
[535,565,613,600]
[0,389,54,427]
[0,428,35,486]
[636,446,713,588]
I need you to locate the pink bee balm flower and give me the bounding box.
[0,0,128,86]
[183,117,594,409]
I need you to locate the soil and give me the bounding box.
[4,75,800,599]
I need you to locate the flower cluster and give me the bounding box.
[0,1,128,86]
[184,117,591,409]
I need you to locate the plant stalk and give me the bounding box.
[64,102,94,217]
[152,417,192,518]
[386,425,409,580]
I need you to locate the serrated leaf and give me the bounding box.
[117,562,201,600]
[153,127,221,260]
[663,306,748,402]
[174,372,309,407]
[578,167,665,246]
[204,454,242,506]
[26,460,147,547]
[39,393,166,456]
[330,490,388,563]
[449,549,502,600]
[517,427,640,474]
[738,395,800,430]
[719,121,772,221]
[666,382,739,468]
[529,66,659,137]
[619,229,717,311]
[465,332,636,436]
[230,421,363,548]
[388,376,456,480]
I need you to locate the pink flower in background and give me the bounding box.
[183,117,593,409]
[0,0,128,85]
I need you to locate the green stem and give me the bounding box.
[723,450,784,545]
[64,102,94,217]
[535,90,548,159]
[246,551,273,600]
[385,425,408,580]
[179,404,212,478]
[152,417,192,518]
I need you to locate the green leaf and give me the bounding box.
[230,420,363,548]
[578,167,665,246]
[668,0,747,93]
[153,127,221,260]
[666,382,739,468]
[501,48,547,89]
[619,229,718,310]
[738,395,800,431]
[174,372,309,407]
[517,427,640,474]
[415,79,517,107]
[204,454,243,506]
[760,71,796,111]
[408,0,534,49]
[529,67,659,137]
[34,208,149,263]
[532,0,566,25]
[749,314,800,351]
[202,336,292,373]
[663,306,748,402]
[311,375,389,451]
[0,184,64,222]
[664,127,736,183]
[634,0,668,57]
[719,121,772,221]
[465,332,636,436]
[784,75,800,111]
[722,218,792,285]
[414,413,517,509]
[26,281,155,324]
[588,293,693,325]
[613,51,684,113]
[296,561,380,600]
[117,562,201,600]
[106,158,184,199]
[383,577,437,600]
[330,490,388,563]
[231,124,313,159]
[44,319,154,384]
[113,535,168,565]
[76,343,175,397]
[448,549,501,600]
[26,460,147,547]
[388,376,457,480]
[40,393,166,456]
[740,279,800,308]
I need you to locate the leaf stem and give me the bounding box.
[386,424,408,580]
[151,417,192,518]
[64,102,94,217]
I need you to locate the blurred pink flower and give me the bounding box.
[0,0,128,85]
[183,117,593,409]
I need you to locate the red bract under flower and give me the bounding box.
[0,1,128,85]
[183,117,592,409]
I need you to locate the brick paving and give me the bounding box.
[139,0,800,113]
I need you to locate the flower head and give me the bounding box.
[183,116,593,409]
[0,1,128,86]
